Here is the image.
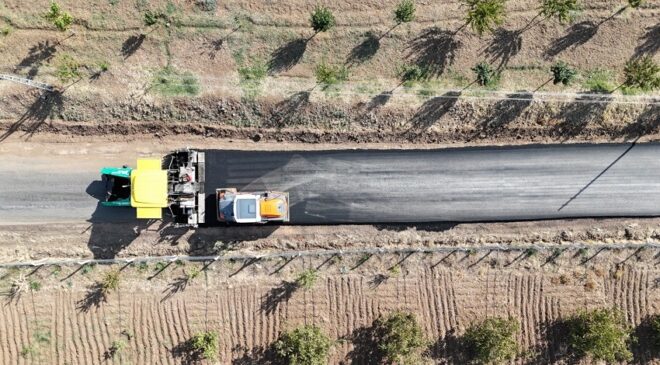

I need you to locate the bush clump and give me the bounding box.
[55,54,81,82]
[472,62,499,87]
[101,270,120,294]
[295,269,319,290]
[44,2,73,31]
[274,325,331,365]
[375,311,425,364]
[151,67,200,96]
[464,317,519,364]
[540,0,582,24]
[624,56,660,92]
[310,6,335,33]
[550,61,577,86]
[314,63,348,87]
[190,331,219,360]
[567,308,633,363]
[394,0,416,24]
[399,64,426,85]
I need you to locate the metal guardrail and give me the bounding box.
[0,74,54,91]
[1,242,658,268]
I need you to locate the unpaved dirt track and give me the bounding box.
[2,142,660,225]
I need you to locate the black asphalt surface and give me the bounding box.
[201,143,660,225]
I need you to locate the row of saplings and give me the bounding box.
[184,308,660,364]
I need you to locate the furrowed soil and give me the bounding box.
[0,247,658,364]
[0,0,658,145]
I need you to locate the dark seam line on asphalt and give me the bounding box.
[558,137,640,211]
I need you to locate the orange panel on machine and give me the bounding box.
[260,198,286,218]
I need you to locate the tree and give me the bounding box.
[550,61,577,85]
[624,56,660,91]
[376,311,425,364]
[274,325,331,365]
[651,314,660,349]
[464,317,519,364]
[310,6,335,33]
[567,308,633,363]
[539,0,582,24]
[472,62,499,87]
[189,331,219,360]
[394,0,416,24]
[462,0,507,36]
[44,2,73,31]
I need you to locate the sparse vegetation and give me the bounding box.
[567,308,633,363]
[314,63,349,87]
[44,2,73,31]
[295,269,319,289]
[540,0,582,24]
[464,317,520,364]
[238,62,267,82]
[550,61,577,85]
[623,56,660,92]
[472,62,499,87]
[583,68,615,93]
[463,0,507,36]
[151,67,200,96]
[98,61,110,72]
[1,26,11,36]
[185,267,201,281]
[310,6,336,33]
[274,325,331,365]
[190,331,219,360]
[399,64,426,85]
[196,0,217,12]
[81,263,96,274]
[627,0,643,8]
[107,339,126,358]
[29,280,41,291]
[55,54,81,83]
[376,311,425,364]
[20,344,37,359]
[394,0,416,24]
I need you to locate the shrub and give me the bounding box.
[55,54,81,82]
[399,64,426,84]
[583,68,615,93]
[295,269,319,289]
[540,0,582,24]
[567,308,633,363]
[463,0,506,36]
[314,63,349,86]
[44,2,73,31]
[464,317,519,364]
[1,26,11,36]
[151,67,200,96]
[238,62,267,82]
[196,0,217,12]
[310,6,335,33]
[376,311,425,364]
[550,61,577,85]
[274,325,331,365]
[472,62,499,87]
[190,331,219,360]
[628,0,643,8]
[101,270,120,293]
[624,56,660,92]
[98,61,110,72]
[108,339,126,358]
[394,0,416,24]
[29,280,41,291]
[651,314,660,349]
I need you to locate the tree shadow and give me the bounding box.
[172,336,212,364]
[346,31,380,66]
[426,329,467,363]
[472,92,533,139]
[486,28,523,70]
[0,90,63,143]
[267,91,311,128]
[545,21,599,58]
[634,23,660,58]
[232,344,279,365]
[406,27,461,78]
[552,96,611,140]
[260,281,298,315]
[406,91,461,135]
[362,91,392,112]
[268,38,308,74]
[526,318,578,364]
[76,283,107,313]
[632,315,660,364]
[120,34,146,59]
[161,275,191,302]
[344,323,387,365]
[201,38,225,60]
[14,41,58,78]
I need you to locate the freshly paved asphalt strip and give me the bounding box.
[1,143,659,225]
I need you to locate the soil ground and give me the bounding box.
[1,246,658,364]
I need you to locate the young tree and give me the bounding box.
[376,311,425,364]
[624,56,660,91]
[472,61,499,87]
[550,61,577,85]
[274,325,331,365]
[314,62,349,87]
[464,317,519,364]
[44,2,73,31]
[567,308,633,363]
[310,6,336,33]
[462,0,507,36]
[295,269,319,290]
[394,0,416,24]
[539,0,582,24]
